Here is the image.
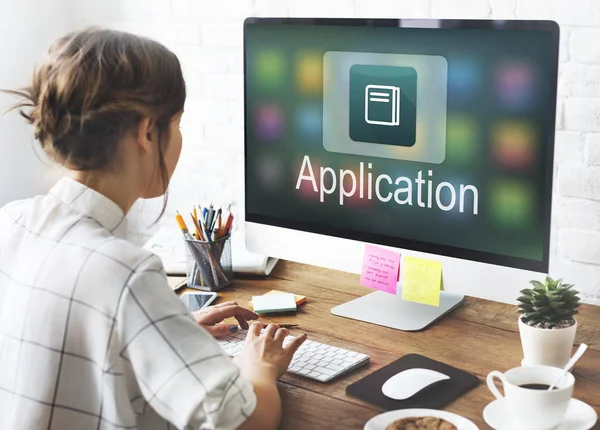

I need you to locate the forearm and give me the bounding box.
[237,365,282,430]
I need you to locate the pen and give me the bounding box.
[277,324,299,329]
[206,207,215,233]
[215,209,222,236]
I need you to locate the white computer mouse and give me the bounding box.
[382,368,450,400]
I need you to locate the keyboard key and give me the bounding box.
[314,366,336,376]
[325,363,345,372]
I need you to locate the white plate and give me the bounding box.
[364,408,479,430]
[483,397,598,430]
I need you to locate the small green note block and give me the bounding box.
[252,293,297,314]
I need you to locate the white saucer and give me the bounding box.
[364,408,479,430]
[483,397,598,430]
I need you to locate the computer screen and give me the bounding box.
[244,19,558,273]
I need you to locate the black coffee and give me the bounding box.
[519,383,554,390]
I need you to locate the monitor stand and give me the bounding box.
[330,289,465,332]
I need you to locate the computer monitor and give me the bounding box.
[243,18,559,331]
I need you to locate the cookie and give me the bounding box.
[385,416,458,430]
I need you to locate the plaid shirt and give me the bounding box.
[0,177,256,430]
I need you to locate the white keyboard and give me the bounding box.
[217,329,370,382]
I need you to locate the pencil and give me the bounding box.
[216,210,222,238]
[190,212,204,241]
[175,211,193,239]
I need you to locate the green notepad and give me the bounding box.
[252,293,297,314]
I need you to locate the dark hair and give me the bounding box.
[3,27,186,218]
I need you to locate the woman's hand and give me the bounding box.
[234,322,307,380]
[193,301,258,337]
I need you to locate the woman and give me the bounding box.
[0,27,305,430]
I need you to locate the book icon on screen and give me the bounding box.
[365,84,400,126]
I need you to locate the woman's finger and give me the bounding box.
[284,334,308,356]
[247,322,263,340]
[263,323,279,339]
[203,324,239,338]
[274,328,289,344]
[212,301,238,308]
[235,315,250,330]
[200,305,258,325]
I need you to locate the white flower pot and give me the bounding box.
[518,317,577,368]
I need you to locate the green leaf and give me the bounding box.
[547,293,562,302]
[533,296,550,306]
[530,280,546,290]
[519,304,534,313]
[549,301,566,309]
[517,296,533,305]
[533,306,552,314]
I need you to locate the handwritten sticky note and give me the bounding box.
[360,244,400,294]
[402,256,442,306]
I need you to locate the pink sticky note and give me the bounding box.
[360,244,400,294]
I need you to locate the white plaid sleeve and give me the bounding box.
[0,202,22,257]
[115,255,257,430]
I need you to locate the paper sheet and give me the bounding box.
[401,256,442,306]
[359,244,400,294]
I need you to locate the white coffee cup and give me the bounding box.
[486,365,574,430]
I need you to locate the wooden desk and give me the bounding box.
[171,261,600,429]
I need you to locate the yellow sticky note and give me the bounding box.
[401,256,442,307]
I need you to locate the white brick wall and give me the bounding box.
[72,0,600,304]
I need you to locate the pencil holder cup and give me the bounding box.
[184,235,233,291]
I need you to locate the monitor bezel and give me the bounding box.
[243,17,560,274]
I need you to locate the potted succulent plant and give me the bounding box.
[517,276,581,368]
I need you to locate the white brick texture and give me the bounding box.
[587,134,600,166]
[559,230,600,265]
[559,64,600,97]
[550,258,600,302]
[287,0,354,17]
[72,0,600,305]
[559,167,600,200]
[354,0,431,18]
[518,0,600,26]
[571,29,600,64]
[564,98,600,132]
[553,196,600,232]
[431,0,491,18]
[489,0,517,17]
[554,131,586,166]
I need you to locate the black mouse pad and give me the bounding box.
[346,353,479,410]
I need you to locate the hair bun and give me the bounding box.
[2,27,186,171]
